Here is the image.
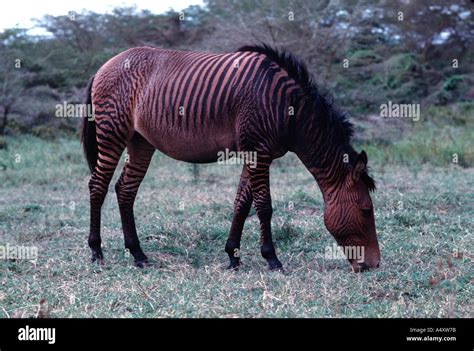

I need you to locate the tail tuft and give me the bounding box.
[81,75,98,173]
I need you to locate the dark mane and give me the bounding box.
[238,43,354,145]
[362,172,376,192]
[238,43,375,191]
[238,43,312,89]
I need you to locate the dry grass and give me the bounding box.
[0,136,472,318]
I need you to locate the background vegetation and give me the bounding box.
[0,0,472,165]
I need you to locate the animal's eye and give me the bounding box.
[361,207,373,216]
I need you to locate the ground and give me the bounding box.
[0,136,472,317]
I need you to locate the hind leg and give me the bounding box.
[88,122,128,263]
[115,133,155,267]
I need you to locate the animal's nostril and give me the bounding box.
[376,263,380,268]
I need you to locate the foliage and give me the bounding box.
[1,0,472,136]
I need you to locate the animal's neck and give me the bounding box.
[303,145,353,200]
[293,108,356,199]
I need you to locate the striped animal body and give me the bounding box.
[82,44,380,272]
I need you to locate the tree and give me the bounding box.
[0,29,37,135]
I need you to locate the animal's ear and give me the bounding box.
[352,150,368,182]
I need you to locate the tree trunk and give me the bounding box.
[0,105,10,136]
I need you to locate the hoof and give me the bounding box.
[227,257,241,271]
[134,258,150,268]
[227,262,242,271]
[268,259,283,271]
[91,251,104,265]
[92,258,105,266]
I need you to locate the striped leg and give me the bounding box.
[115,133,155,267]
[248,157,283,270]
[88,128,127,264]
[225,165,253,269]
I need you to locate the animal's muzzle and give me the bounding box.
[351,259,380,273]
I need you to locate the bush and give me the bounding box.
[31,119,77,140]
[31,125,58,140]
[5,118,30,135]
[347,49,382,66]
[425,102,474,126]
[0,136,7,150]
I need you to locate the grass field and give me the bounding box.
[0,134,472,318]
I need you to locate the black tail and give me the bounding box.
[81,75,98,173]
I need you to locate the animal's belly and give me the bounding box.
[137,127,237,163]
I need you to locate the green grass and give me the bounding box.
[357,125,473,168]
[0,135,472,318]
[354,105,474,168]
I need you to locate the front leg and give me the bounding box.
[225,165,252,269]
[248,158,283,270]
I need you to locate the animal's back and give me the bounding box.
[92,47,267,163]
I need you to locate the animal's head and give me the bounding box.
[323,150,380,272]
